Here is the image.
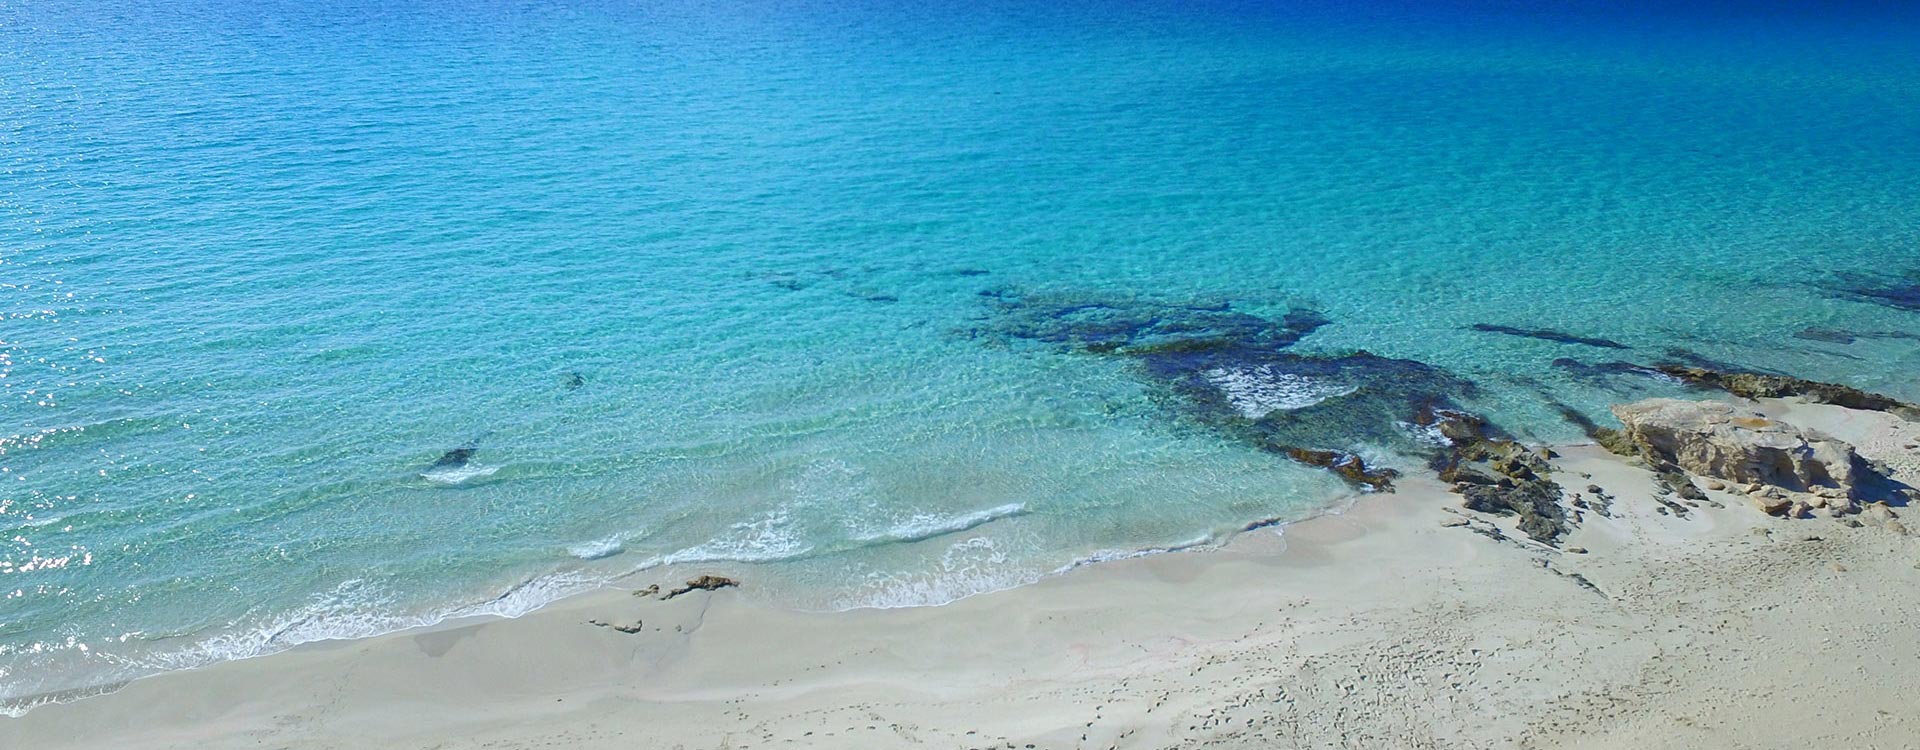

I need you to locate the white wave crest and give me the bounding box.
[420,464,499,485]
[831,536,1042,610]
[855,502,1027,544]
[661,506,813,565]
[1051,534,1216,574]
[567,531,637,560]
[1397,419,1453,448]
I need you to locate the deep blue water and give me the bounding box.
[4,0,1919,709]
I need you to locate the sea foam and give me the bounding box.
[1202,366,1358,419]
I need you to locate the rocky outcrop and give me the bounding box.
[1279,447,1398,491]
[1422,407,1570,545]
[1609,399,1869,503]
[1654,365,1920,421]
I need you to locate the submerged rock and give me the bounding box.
[1278,447,1398,491]
[1550,358,1668,385]
[1792,326,1920,345]
[1469,324,1629,350]
[977,290,1482,490]
[1610,399,1870,499]
[1793,327,1858,345]
[975,290,1331,355]
[1660,348,1768,375]
[1826,270,1920,312]
[429,447,474,470]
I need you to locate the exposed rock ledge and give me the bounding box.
[1609,398,1913,517]
[1613,399,1865,495]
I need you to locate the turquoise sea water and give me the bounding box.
[4,0,1920,709]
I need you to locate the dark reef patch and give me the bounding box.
[1794,327,1857,345]
[1543,398,1639,457]
[1469,324,1629,350]
[1792,326,1920,345]
[430,447,474,470]
[1549,358,1669,386]
[1659,348,1757,374]
[975,290,1481,490]
[973,291,1330,355]
[1825,270,1920,312]
[848,290,900,303]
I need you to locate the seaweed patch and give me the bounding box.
[1792,326,1920,345]
[1549,358,1670,386]
[1469,324,1629,350]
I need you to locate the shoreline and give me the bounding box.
[4,395,1919,748]
[0,475,1356,719]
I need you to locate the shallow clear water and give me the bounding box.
[4,0,1919,708]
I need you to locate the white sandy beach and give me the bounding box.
[4,396,1919,749]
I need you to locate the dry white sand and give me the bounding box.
[4,397,1919,749]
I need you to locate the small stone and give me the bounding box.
[1746,483,1765,494]
[1806,494,1830,510]
[1440,518,1470,528]
[1566,546,1588,554]
[1841,518,1864,528]
[1702,479,1727,491]
[1752,495,1793,516]
[1830,562,1848,573]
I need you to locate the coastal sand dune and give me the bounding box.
[4,399,1918,749]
